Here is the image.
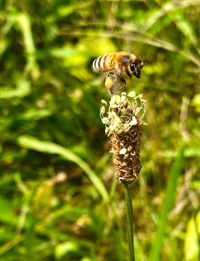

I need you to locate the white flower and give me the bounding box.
[129,116,138,126]
[119,148,127,155]
[127,91,136,98]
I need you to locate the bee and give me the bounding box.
[92,52,144,94]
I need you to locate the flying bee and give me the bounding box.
[92,52,144,94]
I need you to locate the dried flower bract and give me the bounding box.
[101,92,146,183]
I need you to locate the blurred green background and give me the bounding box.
[0,0,200,260]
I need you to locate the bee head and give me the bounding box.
[130,59,144,78]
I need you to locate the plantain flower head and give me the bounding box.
[100,92,146,183]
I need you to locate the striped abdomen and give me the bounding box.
[92,53,116,72]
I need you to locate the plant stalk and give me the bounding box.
[123,182,135,261]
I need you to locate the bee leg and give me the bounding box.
[107,71,115,76]
[110,86,116,95]
[105,72,114,88]
[126,68,132,79]
[120,77,126,85]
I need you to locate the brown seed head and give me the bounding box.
[100,92,146,183]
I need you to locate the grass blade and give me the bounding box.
[0,78,30,99]
[149,146,185,261]
[17,135,109,202]
[16,13,39,79]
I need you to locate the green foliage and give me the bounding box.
[17,135,109,201]
[149,147,185,261]
[0,0,200,260]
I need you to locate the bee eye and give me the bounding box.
[130,63,136,71]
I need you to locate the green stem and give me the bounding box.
[123,182,135,261]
